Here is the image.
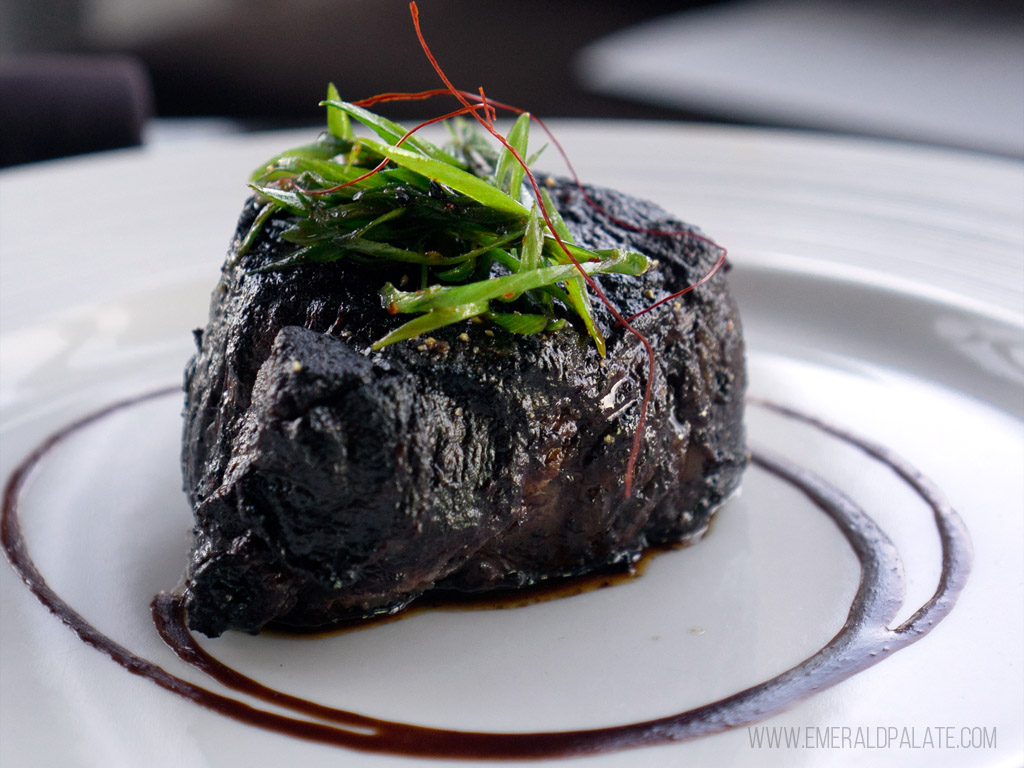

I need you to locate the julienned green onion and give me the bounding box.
[243,85,649,353]
[381,251,645,314]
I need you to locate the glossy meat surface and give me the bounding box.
[180,182,746,636]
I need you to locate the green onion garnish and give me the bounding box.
[243,86,649,353]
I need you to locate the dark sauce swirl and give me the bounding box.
[1,388,972,760]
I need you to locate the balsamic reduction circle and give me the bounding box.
[1,389,972,760]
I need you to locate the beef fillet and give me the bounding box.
[180,181,746,637]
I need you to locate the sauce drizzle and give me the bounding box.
[1,389,972,760]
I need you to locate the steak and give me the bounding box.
[180,180,746,637]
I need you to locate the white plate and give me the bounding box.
[575,1,1024,158]
[1,124,1022,767]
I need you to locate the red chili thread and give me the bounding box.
[353,88,729,322]
[407,0,656,497]
[350,87,729,320]
[307,3,728,496]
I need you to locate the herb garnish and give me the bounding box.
[242,85,648,354]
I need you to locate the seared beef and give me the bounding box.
[180,181,746,637]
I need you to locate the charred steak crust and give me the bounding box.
[181,181,746,636]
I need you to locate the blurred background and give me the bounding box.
[2,0,1022,166]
